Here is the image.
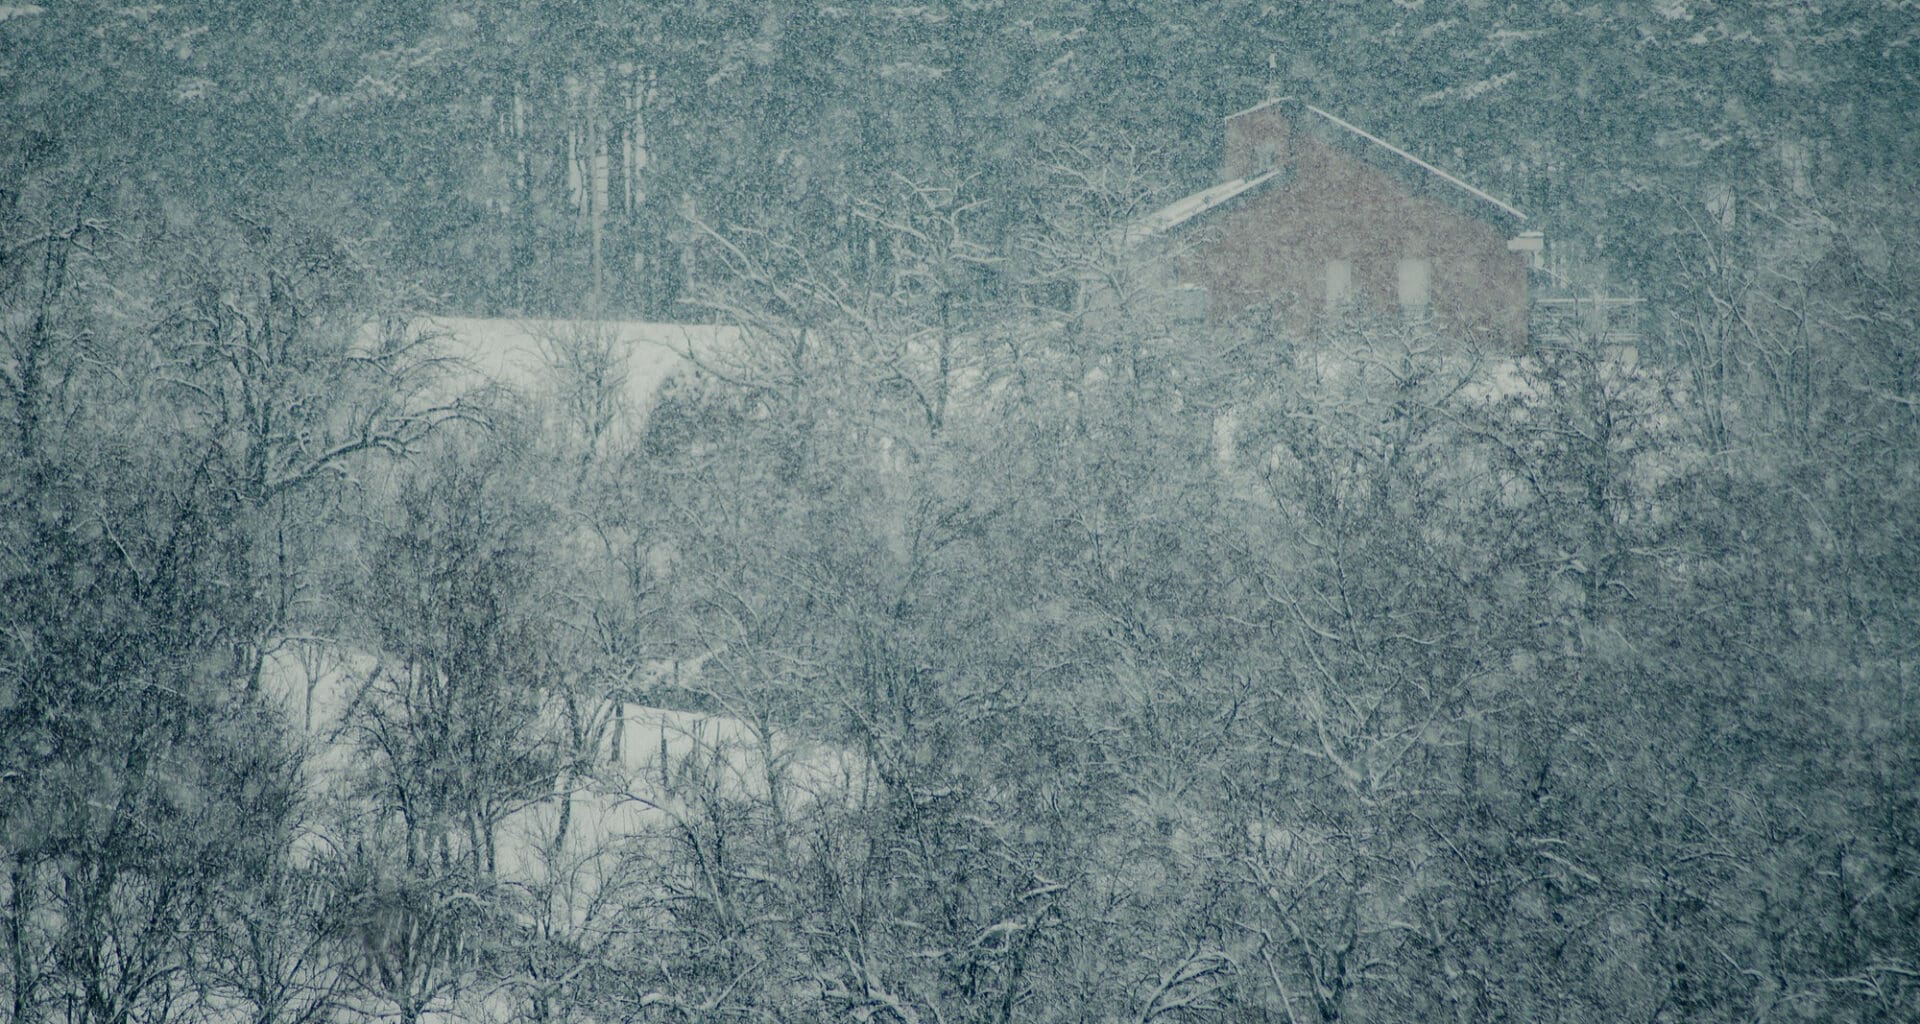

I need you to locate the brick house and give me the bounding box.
[1131,97,1544,349]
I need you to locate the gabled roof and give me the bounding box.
[1275,100,1526,222]
[1133,98,1525,239]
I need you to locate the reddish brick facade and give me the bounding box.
[1160,99,1533,349]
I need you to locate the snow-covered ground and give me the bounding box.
[261,640,867,829]
[256,641,868,1020]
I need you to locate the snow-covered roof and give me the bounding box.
[1145,97,1526,233]
[1128,169,1283,240]
[1291,101,1525,222]
[415,316,738,418]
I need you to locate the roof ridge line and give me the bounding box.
[1301,103,1526,222]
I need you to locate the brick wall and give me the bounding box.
[1184,104,1530,349]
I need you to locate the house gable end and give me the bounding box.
[1224,97,1525,230]
[1176,128,1530,345]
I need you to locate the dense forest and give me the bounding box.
[4,2,1919,1022]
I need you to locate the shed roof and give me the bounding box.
[1128,169,1283,240]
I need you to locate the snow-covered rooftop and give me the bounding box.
[1139,97,1526,238]
[1128,169,1283,240]
[1294,101,1525,222]
[400,316,739,421]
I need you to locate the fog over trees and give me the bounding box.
[4,3,1918,1022]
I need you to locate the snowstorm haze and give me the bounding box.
[4,3,1917,1022]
